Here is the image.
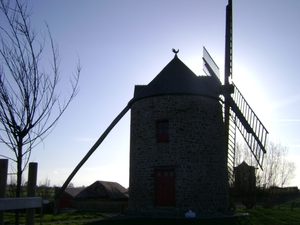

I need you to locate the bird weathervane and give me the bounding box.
[172,48,179,55]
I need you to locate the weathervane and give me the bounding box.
[172,48,179,55]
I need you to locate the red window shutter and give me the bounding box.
[157,121,169,142]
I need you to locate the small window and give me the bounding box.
[157,121,169,142]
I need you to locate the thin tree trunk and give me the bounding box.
[15,140,23,225]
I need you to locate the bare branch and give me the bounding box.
[235,140,297,188]
[0,0,81,202]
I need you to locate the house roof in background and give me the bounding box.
[74,180,128,199]
[56,187,85,197]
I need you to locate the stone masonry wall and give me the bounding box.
[129,94,229,216]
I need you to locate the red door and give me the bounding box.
[155,169,175,206]
[59,196,71,208]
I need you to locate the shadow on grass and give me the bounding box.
[85,216,247,225]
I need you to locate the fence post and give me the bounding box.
[26,162,38,225]
[0,159,8,225]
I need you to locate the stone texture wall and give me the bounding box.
[129,94,229,216]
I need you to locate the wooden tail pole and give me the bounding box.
[54,104,131,202]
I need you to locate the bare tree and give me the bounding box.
[0,0,80,202]
[278,160,296,188]
[68,182,75,188]
[234,142,253,166]
[235,141,296,188]
[37,177,53,200]
[6,174,27,198]
[257,142,296,188]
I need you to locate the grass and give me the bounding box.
[3,211,108,225]
[3,199,300,225]
[89,204,300,225]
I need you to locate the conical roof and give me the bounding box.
[132,55,221,102]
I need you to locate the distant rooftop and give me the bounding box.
[75,180,128,199]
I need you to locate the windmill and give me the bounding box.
[202,0,268,184]
[54,0,268,210]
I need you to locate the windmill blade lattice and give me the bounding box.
[229,83,268,169]
[202,46,268,180]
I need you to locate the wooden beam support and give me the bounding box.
[26,162,38,225]
[0,197,42,211]
[0,159,8,225]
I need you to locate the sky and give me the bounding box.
[1,0,300,189]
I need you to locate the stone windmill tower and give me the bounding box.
[55,0,268,217]
[128,52,229,216]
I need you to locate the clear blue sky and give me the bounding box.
[2,0,300,188]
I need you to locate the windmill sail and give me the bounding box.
[223,0,234,183]
[203,47,235,183]
[229,83,268,169]
[204,0,268,177]
[203,47,268,171]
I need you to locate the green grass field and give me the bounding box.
[92,206,300,225]
[3,199,300,225]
